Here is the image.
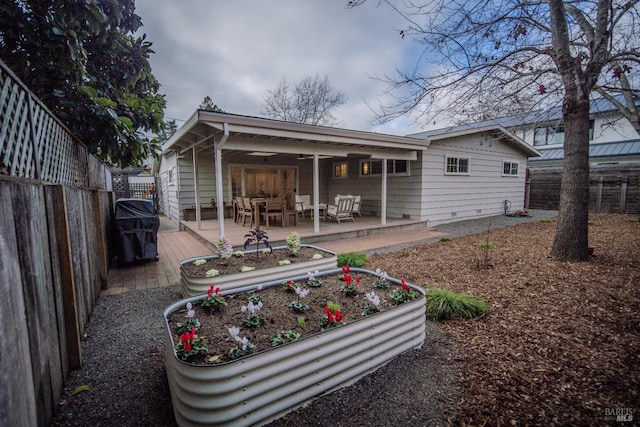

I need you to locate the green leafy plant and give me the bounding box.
[337,252,369,268]
[540,218,552,223]
[297,316,307,329]
[424,289,487,321]
[439,236,452,242]
[243,228,272,259]
[248,294,264,304]
[201,285,226,311]
[478,242,497,249]
[390,279,416,305]
[271,329,301,346]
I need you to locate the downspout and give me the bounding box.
[215,123,229,238]
[381,160,387,225]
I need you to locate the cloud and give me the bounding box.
[135,0,429,135]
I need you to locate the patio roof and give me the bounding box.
[162,110,427,160]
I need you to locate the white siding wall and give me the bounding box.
[421,135,528,225]
[158,151,180,221]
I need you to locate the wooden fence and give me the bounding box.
[528,164,640,213]
[1,60,112,426]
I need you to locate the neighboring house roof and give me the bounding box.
[409,94,639,139]
[528,140,640,163]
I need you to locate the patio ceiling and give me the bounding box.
[162,110,427,160]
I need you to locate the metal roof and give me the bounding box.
[409,94,639,139]
[528,140,640,162]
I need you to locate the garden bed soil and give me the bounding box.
[182,247,323,277]
[168,270,412,364]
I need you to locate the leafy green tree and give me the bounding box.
[0,0,165,166]
[349,0,639,261]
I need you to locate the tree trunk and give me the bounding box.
[550,96,591,261]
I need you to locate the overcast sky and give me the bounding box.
[134,0,432,136]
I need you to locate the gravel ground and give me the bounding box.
[52,210,558,427]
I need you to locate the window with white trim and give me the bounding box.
[359,159,409,176]
[445,156,470,175]
[502,161,519,176]
[333,162,348,178]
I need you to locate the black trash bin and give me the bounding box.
[114,198,160,264]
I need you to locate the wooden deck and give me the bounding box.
[104,214,444,296]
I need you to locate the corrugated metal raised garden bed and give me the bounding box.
[180,244,337,297]
[164,267,426,426]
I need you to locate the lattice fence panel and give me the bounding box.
[0,60,108,189]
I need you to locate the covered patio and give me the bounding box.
[158,111,429,242]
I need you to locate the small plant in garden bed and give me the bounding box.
[320,301,344,330]
[202,285,226,311]
[288,286,310,312]
[390,279,416,305]
[424,288,487,321]
[216,237,233,263]
[242,301,264,327]
[175,329,208,361]
[244,228,272,259]
[362,291,381,316]
[271,329,301,346]
[440,236,452,242]
[175,302,201,334]
[306,271,322,287]
[478,241,496,249]
[228,326,255,359]
[286,231,301,256]
[373,269,390,289]
[337,252,369,267]
[340,266,360,296]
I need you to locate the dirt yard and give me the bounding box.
[368,212,639,425]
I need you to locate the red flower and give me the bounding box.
[343,274,352,285]
[355,277,361,285]
[401,279,410,292]
[207,285,214,297]
[324,306,331,315]
[327,313,335,323]
[335,310,343,322]
[342,265,350,274]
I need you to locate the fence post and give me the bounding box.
[620,177,628,213]
[596,176,603,211]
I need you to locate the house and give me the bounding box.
[157,110,540,236]
[411,96,640,167]
[411,96,640,213]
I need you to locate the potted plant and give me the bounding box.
[164,267,426,426]
[180,230,338,296]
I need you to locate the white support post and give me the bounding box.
[381,160,387,225]
[313,154,320,233]
[216,123,229,239]
[193,146,201,229]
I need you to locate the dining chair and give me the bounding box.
[261,197,285,228]
[241,197,254,227]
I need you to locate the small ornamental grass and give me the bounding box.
[337,252,369,268]
[424,288,487,321]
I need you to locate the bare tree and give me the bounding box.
[262,74,348,126]
[349,0,640,261]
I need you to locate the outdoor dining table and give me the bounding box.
[250,198,296,227]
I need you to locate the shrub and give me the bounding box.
[440,237,452,242]
[337,252,369,267]
[425,288,487,321]
[540,218,552,223]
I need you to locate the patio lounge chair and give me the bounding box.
[294,194,312,219]
[327,196,355,223]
